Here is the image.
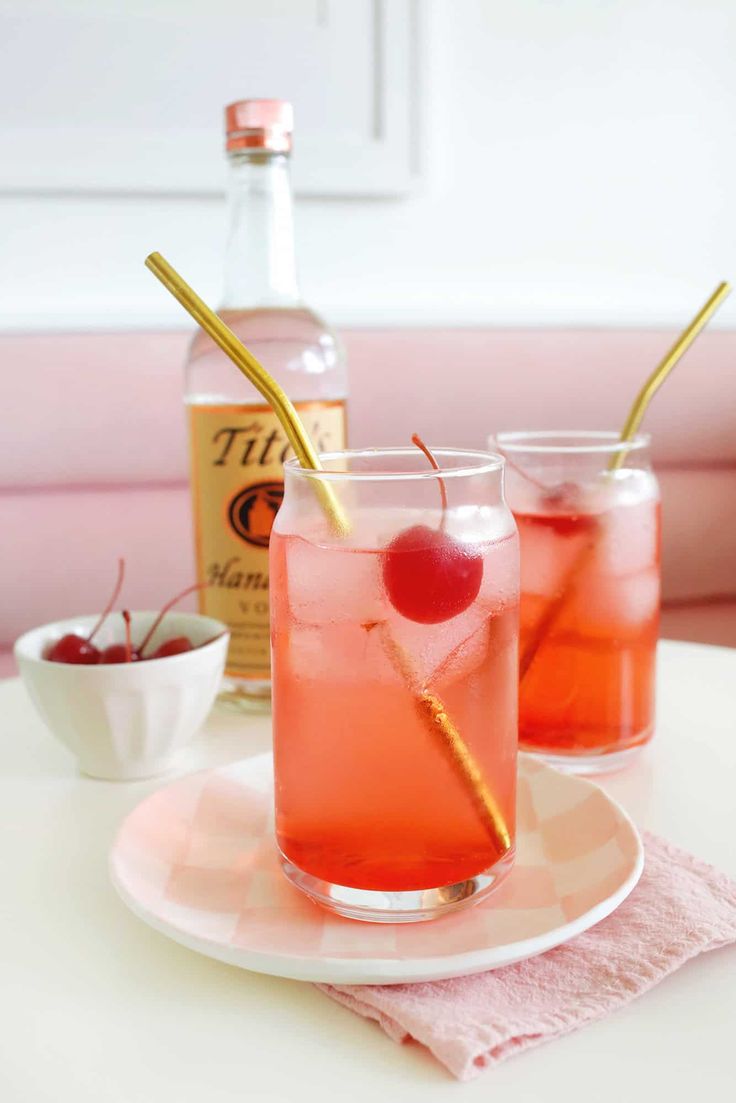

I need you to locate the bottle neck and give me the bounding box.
[222,151,300,309]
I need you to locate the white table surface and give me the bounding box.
[1,639,735,1101]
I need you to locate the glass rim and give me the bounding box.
[493,430,651,455]
[283,447,504,482]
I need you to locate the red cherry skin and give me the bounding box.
[45,634,100,665]
[150,636,194,659]
[382,524,484,624]
[99,644,138,664]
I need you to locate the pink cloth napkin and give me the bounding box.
[319,834,736,1080]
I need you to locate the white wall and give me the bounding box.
[1,0,735,330]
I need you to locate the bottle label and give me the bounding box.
[188,400,347,679]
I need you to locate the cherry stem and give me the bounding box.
[137,582,209,658]
[411,434,448,528]
[494,447,549,493]
[87,558,126,643]
[122,610,132,663]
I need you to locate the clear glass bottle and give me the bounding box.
[185,100,348,708]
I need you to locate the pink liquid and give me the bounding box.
[515,477,660,757]
[271,509,519,891]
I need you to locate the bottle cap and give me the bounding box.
[225,99,293,153]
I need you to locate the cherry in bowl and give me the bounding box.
[41,562,218,665]
[14,611,230,781]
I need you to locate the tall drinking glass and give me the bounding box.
[495,431,660,773]
[270,448,519,922]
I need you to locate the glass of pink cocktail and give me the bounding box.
[270,448,519,922]
[496,432,660,773]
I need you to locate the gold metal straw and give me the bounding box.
[145,251,350,536]
[609,281,731,471]
[521,280,731,681]
[145,251,511,856]
[374,621,511,854]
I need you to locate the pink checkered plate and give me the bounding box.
[110,753,643,985]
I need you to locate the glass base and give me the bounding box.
[279,848,515,923]
[522,743,648,776]
[216,675,271,714]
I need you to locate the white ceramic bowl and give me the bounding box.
[14,611,229,781]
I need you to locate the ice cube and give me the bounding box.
[581,567,660,633]
[284,535,384,626]
[281,622,378,684]
[386,599,495,688]
[516,513,594,598]
[476,531,519,609]
[594,499,659,578]
[426,613,493,688]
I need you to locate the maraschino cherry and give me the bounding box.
[44,559,125,664]
[44,564,209,664]
[382,436,483,624]
[45,634,101,665]
[99,610,136,663]
[149,636,194,659]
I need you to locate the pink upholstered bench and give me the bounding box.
[2,328,734,677]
